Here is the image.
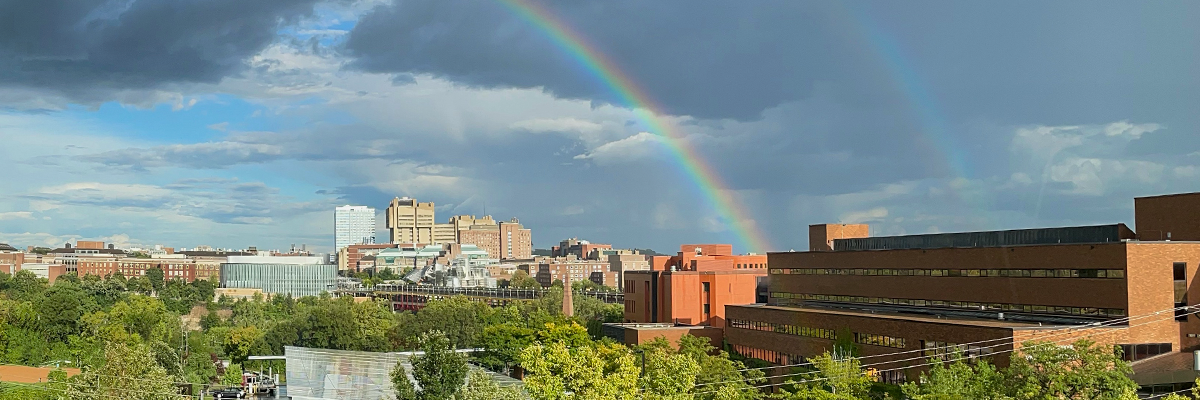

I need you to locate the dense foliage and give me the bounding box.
[0,269,1151,400]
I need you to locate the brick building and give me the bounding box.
[623,244,767,329]
[78,258,200,282]
[48,242,127,274]
[0,243,22,274]
[725,192,1200,388]
[336,244,397,272]
[524,257,618,288]
[552,238,613,259]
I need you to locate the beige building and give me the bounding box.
[386,197,437,244]
[385,197,533,260]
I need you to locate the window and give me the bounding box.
[702,282,710,293]
[703,304,710,314]
[1174,262,1187,281]
[1120,343,1172,362]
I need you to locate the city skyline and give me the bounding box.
[0,1,1197,254]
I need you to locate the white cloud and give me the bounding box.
[0,212,33,220]
[1174,166,1199,178]
[574,132,664,165]
[840,207,889,224]
[1047,158,1166,196]
[511,118,603,134]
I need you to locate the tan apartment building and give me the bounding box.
[385,196,533,260]
[386,197,438,244]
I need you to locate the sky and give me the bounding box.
[0,0,1197,254]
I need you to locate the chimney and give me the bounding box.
[562,276,574,317]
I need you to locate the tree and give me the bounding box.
[460,369,527,400]
[222,326,264,364]
[675,335,764,400]
[1004,340,1138,400]
[519,341,640,400]
[571,279,615,293]
[508,270,542,289]
[146,267,165,293]
[478,323,537,371]
[903,356,1009,400]
[391,331,469,400]
[641,346,701,400]
[774,351,871,400]
[34,282,86,341]
[221,363,244,386]
[377,267,400,281]
[401,296,498,348]
[67,341,184,400]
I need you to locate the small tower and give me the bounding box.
[562,276,574,317]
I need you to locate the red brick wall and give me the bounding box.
[1135,192,1200,241]
[809,224,870,251]
[769,243,1132,310]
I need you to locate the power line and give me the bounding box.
[727,305,1187,374]
[698,305,1191,389]
[693,307,1198,394]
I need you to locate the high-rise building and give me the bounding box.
[335,205,376,252]
[386,197,436,244]
[500,218,532,260]
[385,197,533,260]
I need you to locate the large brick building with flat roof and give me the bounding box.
[624,244,767,329]
[725,192,1200,389]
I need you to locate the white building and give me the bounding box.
[334,205,376,253]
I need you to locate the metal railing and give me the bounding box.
[338,283,624,304]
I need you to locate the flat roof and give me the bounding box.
[1135,191,1200,200]
[731,304,1104,330]
[832,224,1133,252]
[602,323,721,331]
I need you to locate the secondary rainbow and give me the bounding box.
[498,0,773,253]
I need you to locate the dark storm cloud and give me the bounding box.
[344,1,876,120]
[0,0,330,101]
[344,1,1200,123]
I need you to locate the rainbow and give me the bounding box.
[847,5,993,229]
[498,0,773,253]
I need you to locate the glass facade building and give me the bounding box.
[221,256,337,297]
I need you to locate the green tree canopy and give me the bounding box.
[392,331,470,400]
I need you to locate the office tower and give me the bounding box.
[335,205,376,252]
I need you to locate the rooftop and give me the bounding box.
[833,223,1134,252]
[733,303,1095,330]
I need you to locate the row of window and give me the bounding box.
[770,292,1128,317]
[729,319,837,340]
[921,340,995,360]
[771,268,1126,279]
[736,263,767,269]
[730,344,802,367]
[729,319,905,349]
[853,332,907,349]
[1120,343,1172,362]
